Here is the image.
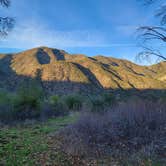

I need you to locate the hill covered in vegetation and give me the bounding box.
[0,46,165,94]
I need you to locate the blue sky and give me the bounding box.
[0,0,164,64]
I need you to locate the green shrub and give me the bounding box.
[87,95,105,112]
[0,90,16,122]
[0,87,43,122]
[48,95,68,115]
[13,93,40,110]
[11,97,40,120]
[49,95,59,105]
[52,101,69,116]
[102,93,116,106]
[17,80,44,100]
[0,89,12,104]
[63,94,83,111]
[159,91,166,102]
[11,81,44,120]
[0,107,14,122]
[86,93,116,113]
[39,95,69,118]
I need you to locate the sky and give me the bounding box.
[0,0,164,64]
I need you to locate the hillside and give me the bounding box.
[0,46,165,94]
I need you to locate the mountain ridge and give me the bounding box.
[0,46,165,94]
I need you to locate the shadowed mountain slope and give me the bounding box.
[0,46,165,94]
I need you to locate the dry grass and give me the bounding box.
[55,99,166,165]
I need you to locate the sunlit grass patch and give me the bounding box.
[0,114,77,166]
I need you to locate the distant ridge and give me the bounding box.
[0,46,166,94]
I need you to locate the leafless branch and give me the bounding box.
[137,46,166,62]
[156,4,166,25]
[0,0,10,7]
[0,0,14,37]
[137,1,166,61]
[0,17,14,36]
[138,26,166,43]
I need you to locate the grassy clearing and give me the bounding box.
[0,113,78,166]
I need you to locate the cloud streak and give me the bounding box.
[115,25,139,36]
[0,21,109,49]
[0,22,140,50]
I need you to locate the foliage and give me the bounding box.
[40,95,70,118]
[63,94,83,111]
[11,81,44,120]
[102,92,116,106]
[0,89,12,104]
[0,80,45,121]
[0,89,14,121]
[0,91,166,165]
[49,95,59,105]
[56,99,166,165]
[87,93,116,113]
[88,95,105,112]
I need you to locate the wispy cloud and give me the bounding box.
[0,22,139,49]
[0,21,108,49]
[115,25,139,36]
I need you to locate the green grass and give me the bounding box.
[1,111,164,166]
[0,114,78,166]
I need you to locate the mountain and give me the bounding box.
[0,46,166,94]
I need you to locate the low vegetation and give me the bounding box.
[0,82,118,123]
[55,99,166,165]
[0,115,78,165]
[0,82,166,165]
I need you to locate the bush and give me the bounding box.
[63,94,83,111]
[0,89,15,122]
[17,80,44,101]
[56,99,166,164]
[0,89,11,104]
[49,95,59,105]
[159,91,166,102]
[102,93,116,106]
[11,82,44,120]
[86,93,116,113]
[0,87,44,122]
[0,104,15,122]
[12,98,41,120]
[88,95,105,112]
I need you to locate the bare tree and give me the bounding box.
[0,0,10,7]
[0,0,14,36]
[138,0,166,61]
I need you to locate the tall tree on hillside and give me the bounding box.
[0,0,14,36]
[138,0,166,61]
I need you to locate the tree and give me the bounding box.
[0,0,14,36]
[0,0,10,7]
[138,0,166,61]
